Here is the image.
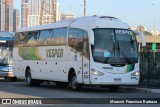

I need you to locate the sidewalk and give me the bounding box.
[120,86,160,94]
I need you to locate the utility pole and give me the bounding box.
[152,3,156,56]
[84,0,86,16]
[153,3,156,37]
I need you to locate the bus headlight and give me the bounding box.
[131,71,140,76]
[91,69,104,76]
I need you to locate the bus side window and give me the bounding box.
[25,31,38,47]
[15,32,26,47]
[14,33,20,47]
[52,28,67,45]
[83,32,90,59]
[68,28,84,53]
[38,30,52,46]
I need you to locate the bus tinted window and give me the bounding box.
[38,30,52,46]
[25,31,38,46]
[14,32,26,47]
[68,28,85,52]
[83,31,90,59]
[52,28,67,45]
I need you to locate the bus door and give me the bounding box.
[68,28,90,84]
[82,32,90,84]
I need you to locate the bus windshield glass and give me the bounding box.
[0,41,13,66]
[92,28,138,64]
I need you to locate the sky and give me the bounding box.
[14,0,160,32]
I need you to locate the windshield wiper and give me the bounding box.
[1,52,9,65]
[0,63,9,66]
[117,41,133,64]
[104,41,116,63]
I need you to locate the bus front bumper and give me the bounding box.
[90,74,140,85]
[0,71,14,78]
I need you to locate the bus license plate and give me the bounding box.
[114,78,121,82]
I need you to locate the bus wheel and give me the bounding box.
[108,86,119,92]
[26,70,40,86]
[70,72,82,91]
[4,77,8,80]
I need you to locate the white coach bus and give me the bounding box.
[13,16,146,91]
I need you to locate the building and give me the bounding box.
[137,36,160,50]
[13,9,20,31]
[21,0,28,28]
[135,25,160,50]
[60,13,74,20]
[0,0,13,31]
[136,25,152,36]
[55,2,60,21]
[28,0,60,27]
[151,30,159,36]
[137,25,146,32]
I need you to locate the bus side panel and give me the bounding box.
[14,46,69,81]
[67,46,83,84]
[38,46,68,82]
[82,56,90,84]
[13,48,25,79]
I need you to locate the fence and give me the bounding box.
[139,51,160,88]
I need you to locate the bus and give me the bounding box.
[0,32,17,81]
[13,16,146,91]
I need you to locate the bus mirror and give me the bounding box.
[89,30,94,45]
[133,30,146,47]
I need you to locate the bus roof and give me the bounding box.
[0,31,15,41]
[17,16,130,33]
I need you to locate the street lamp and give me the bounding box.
[98,0,99,15]
[153,3,156,37]
[152,3,156,55]
[84,0,86,16]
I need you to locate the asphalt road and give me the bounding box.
[0,78,160,107]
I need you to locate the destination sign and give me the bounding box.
[115,30,132,35]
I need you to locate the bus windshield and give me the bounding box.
[92,28,138,64]
[0,41,13,66]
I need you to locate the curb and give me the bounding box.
[120,86,160,94]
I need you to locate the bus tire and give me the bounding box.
[4,77,8,80]
[108,86,119,92]
[70,72,82,91]
[26,69,40,86]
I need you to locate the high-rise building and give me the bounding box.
[0,0,13,31]
[60,13,74,20]
[13,9,20,31]
[28,0,60,27]
[21,0,28,28]
[55,2,60,21]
